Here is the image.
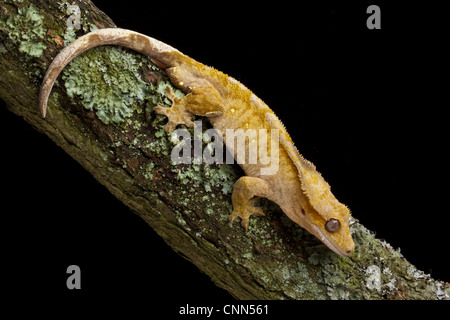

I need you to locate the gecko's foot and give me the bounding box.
[154,105,195,132]
[154,87,195,132]
[229,198,265,231]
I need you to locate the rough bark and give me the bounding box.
[0,0,448,300]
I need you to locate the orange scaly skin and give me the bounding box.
[39,28,354,256]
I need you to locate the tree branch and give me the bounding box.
[0,0,448,300]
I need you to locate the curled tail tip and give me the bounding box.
[39,90,48,118]
[39,103,47,118]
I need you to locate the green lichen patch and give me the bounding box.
[0,43,7,54]
[63,25,77,46]
[161,121,239,195]
[302,220,450,300]
[0,4,47,57]
[171,162,238,196]
[62,46,150,124]
[302,222,399,299]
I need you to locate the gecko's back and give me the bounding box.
[196,60,299,181]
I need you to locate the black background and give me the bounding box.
[2,0,447,314]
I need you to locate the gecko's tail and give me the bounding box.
[39,28,180,118]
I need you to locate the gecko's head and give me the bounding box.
[299,200,354,257]
[292,163,355,256]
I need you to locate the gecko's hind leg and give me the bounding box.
[229,176,270,231]
[154,67,224,132]
[154,87,195,132]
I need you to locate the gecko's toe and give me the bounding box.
[248,198,265,216]
[229,210,238,223]
[164,86,179,101]
[164,121,177,133]
[154,102,195,132]
[184,116,195,128]
[154,105,168,116]
[229,210,249,231]
[251,207,265,217]
[241,216,250,232]
[229,203,265,232]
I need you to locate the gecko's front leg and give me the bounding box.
[154,67,224,132]
[229,176,271,231]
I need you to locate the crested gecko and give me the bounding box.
[39,28,354,256]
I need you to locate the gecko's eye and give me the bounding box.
[325,219,340,233]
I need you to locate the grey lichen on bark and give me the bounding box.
[0,0,448,300]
